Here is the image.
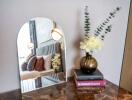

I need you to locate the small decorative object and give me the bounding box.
[51,53,61,73]
[80,6,121,74]
[80,52,97,74]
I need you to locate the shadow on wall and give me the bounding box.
[72,9,83,73]
[73,35,82,69]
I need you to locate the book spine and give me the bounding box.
[77,86,105,91]
[74,72,103,80]
[77,76,103,80]
[76,80,106,87]
[77,91,99,94]
[77,89,104,94]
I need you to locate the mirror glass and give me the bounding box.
[17,17,66,93]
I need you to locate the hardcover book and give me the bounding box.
[77,86,105,91]
[74,69,103,80]
[75,80,106,87]
[76,85,105,94]
[77,89,104,94]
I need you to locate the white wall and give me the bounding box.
[0,0,130,93]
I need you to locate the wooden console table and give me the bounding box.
[0,77,132,100]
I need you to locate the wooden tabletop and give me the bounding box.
[0,77,132,100]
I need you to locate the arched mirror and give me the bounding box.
[17,17,66,93]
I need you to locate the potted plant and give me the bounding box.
[80,6,121,74]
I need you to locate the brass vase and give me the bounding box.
[80,52,97,74]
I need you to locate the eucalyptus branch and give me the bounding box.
[94,7,121,37]
[100,25,112,40]
[84,6,90,37]
[81,6,122,53]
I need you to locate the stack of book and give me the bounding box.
[73,69,106,94]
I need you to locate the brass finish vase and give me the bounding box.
[80,52,97,74]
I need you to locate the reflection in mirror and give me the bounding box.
[17,17,66,93]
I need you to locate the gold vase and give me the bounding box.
[80,52,97,74]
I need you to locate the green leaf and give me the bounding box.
[103,23,106,25]
[85,20,90,23]
[85,12,89,15]
[116,7,121,11]
[97,28,101,31]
